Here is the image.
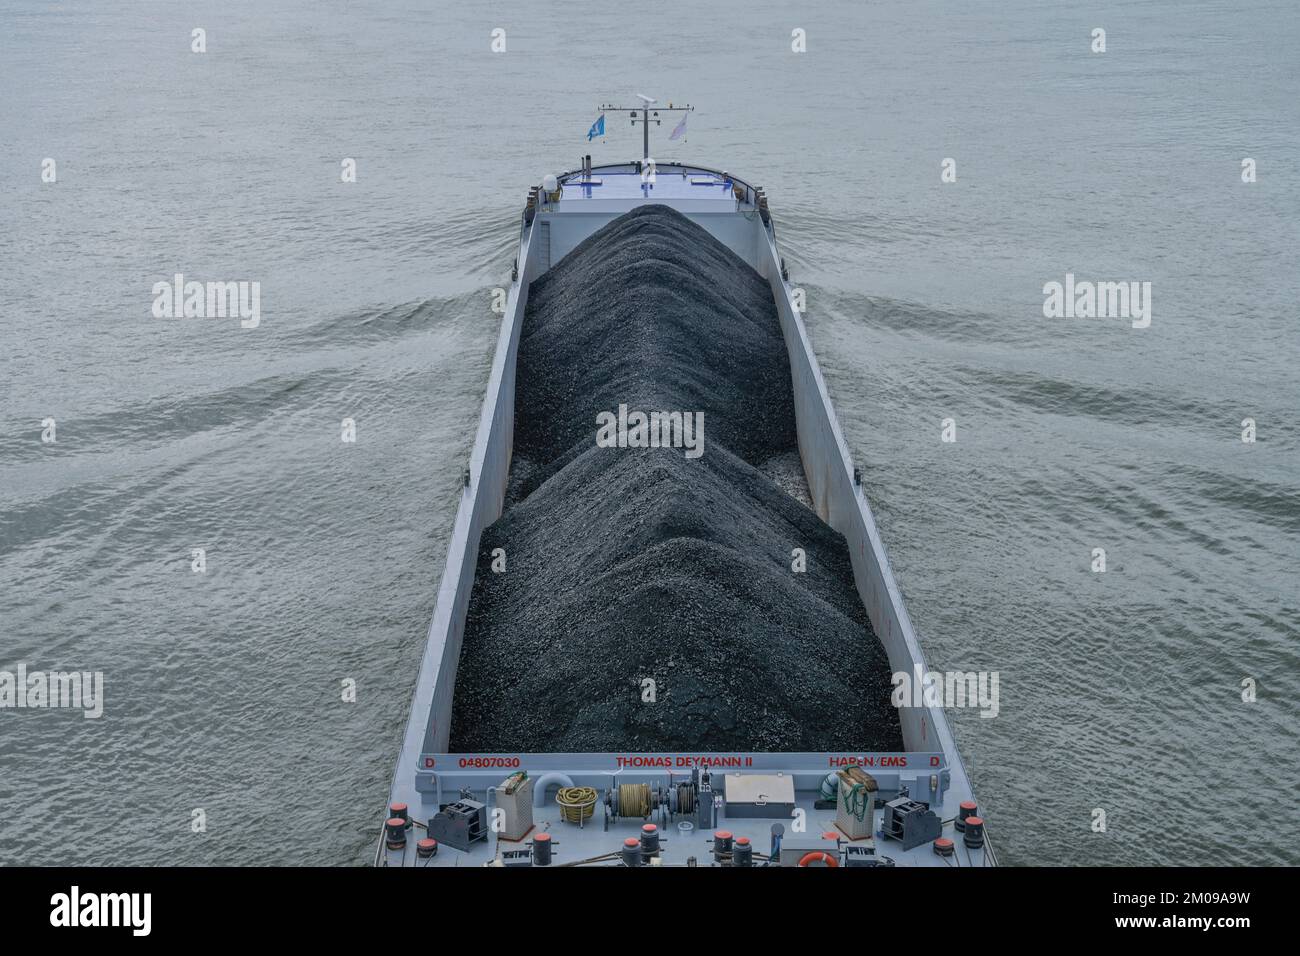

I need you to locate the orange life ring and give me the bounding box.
[797,851,839,868]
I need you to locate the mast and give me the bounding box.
[598,94,693,163]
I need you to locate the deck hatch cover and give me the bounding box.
[722,773,796,818]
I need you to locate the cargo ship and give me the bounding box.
[377,110,994,867]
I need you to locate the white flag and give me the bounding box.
[669,114,687,140]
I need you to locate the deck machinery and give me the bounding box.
[377,155,995,868]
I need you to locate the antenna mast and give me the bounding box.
[598,95,693,162]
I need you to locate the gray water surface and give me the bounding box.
[2,0,1297,865]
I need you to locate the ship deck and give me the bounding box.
[379,753,993,868]
[554,165,747,209]
[380,797,992,869]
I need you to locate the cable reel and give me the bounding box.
[602,783,668,830]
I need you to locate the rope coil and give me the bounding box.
[615,783,651,818]
[556,786,597,824]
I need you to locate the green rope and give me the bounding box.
[844,783,871,822]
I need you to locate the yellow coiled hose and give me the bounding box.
[556,786,597,824]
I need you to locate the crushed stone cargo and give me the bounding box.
[449,204,902,754]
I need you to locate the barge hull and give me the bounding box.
[380,163,992,867]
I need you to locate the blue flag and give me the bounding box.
[587,113,605,141]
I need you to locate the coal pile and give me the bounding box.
[449,204,901,753]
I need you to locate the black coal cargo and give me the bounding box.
[449,204,902,754]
